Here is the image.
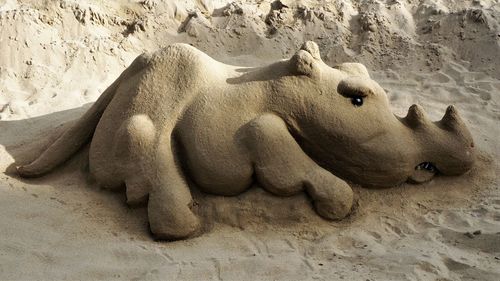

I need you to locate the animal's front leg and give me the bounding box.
[244,114,354,220]
[147,133,201,240]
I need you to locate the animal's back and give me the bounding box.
[113,44,224,123]
[88,43,227,187]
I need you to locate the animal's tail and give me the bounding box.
[17,54,151,178]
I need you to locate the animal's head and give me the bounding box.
[276,41,476,187]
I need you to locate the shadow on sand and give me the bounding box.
[0,104,158,239]
[0,104,91,177]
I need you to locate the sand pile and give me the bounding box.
[1,0,499,280]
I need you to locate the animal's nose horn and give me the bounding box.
[404,104,428,128]
[439,105,465,132]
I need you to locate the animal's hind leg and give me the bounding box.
[90,114,154,199]
[111,115,200,239]
[147,132,201,240]
[114,114,157,205]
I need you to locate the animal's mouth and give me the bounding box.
[407,162,438,184]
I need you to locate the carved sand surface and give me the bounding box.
[1,0,499,280]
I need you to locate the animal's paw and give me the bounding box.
[148,198,202,241]
[150,211,201,241]
[313,189,353,220]
[305,170,354,220]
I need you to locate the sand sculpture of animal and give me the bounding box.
[17,41,476,240]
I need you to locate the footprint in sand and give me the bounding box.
[466,86,492,101]
[438,228,500,254]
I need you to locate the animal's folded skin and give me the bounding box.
[17,41,476,240]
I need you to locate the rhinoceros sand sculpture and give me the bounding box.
[17,41,476,240]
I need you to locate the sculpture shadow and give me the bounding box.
[1,104,91,177]
[226,61,293,84]
[0,105,154,239]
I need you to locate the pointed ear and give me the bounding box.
[334,62,370,78]
[290,41,322,77]
[290,50,320,77]
[300,41,321,60]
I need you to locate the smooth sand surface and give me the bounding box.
[1,1,499,280]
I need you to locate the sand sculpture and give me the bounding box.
[17,41,476,240]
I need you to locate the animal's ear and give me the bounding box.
[291,42,323,77]
[334,63,370,78]
[300,41,322,60]
[290,50,318,77]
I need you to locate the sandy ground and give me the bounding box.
[1,0,499,280]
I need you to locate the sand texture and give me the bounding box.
[1,0,499,280]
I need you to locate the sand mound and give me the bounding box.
[1,0,499,280]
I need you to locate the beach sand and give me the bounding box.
[1,1,499,280]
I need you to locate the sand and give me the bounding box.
[0,0,499,280]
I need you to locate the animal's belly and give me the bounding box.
[176,111,254,196]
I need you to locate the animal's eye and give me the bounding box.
[351,96,364,107]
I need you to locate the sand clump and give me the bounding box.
[1,0,499,280]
